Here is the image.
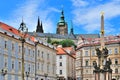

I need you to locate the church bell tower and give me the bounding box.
[56,10,68,35]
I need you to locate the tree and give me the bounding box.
[47,37,51,43]
[51,40,60,45]
[59,39,76,47]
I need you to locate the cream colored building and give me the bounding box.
[56,46,76,80]
[76,35,120,80]
[0,22,56,80]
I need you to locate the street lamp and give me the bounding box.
[33,32,39,80]
[26,71,29,80]
[18,20,28,80]
[1,68,7,80]
[44,73,48,80]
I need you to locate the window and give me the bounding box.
[115,48,118,54]
[5,41,7,48]
[59,55,62,59]
[47,65,49,73]
[28,64,30,72]
[41,51,44,58]
[12,43,14,51]
[60,62,62,66]
[115,59,118,65]
[12,60,14,69]
[18,62,21,70]
[115,68,118,73]
[85,51,88,56]
[85,60,89,66]
[32,64,34,72]
[28,49,30,56]
[108,49,112,54]
[4,58,7,67]
[92,50,95,56]
[86,70,88,73]
[33,50,34,57]
[60,70,62,74]
[19,46,21,53]
[47,53,49,60]
[41,63,44,72]
[38,50,40,57]
[37,63,40,70]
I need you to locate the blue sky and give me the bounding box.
[0,0,120,35]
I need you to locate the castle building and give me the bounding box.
[0,21,56,80]
[28,10,99,44]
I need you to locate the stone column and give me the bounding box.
[108,71,112,80]
[94,72,100,80]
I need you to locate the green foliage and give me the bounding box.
[47,37,51,43]
[51,40,60,45]
[59,39,75,47]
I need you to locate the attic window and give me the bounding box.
[9,28,12,31]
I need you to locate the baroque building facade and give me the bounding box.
[76,13,120,80]
[0,22,56,80]
[76,35,120,80]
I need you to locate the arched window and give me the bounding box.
[115,48,118,54]
[115,59,118,65]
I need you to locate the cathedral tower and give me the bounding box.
[36,17,44,33]
[56,10,68,35]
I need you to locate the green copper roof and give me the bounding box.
[58,10,65,25]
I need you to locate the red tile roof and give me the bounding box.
[56,47,66,55]
[0,22,35,41]
[56,47,76,58]
[63,47,73,51]
[77,35,120,50]
[0,22,20,35]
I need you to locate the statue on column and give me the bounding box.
[96,48,101,58]
[104,58,112,70]
[93,61,100,70]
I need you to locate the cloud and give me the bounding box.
[71,0,89,7]
[2,0,59,33]
[48,7,61,13]
[71,0,120,34]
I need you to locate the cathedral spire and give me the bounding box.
[40,21,44,33]
[37,16,40,26]
[36,17,44,33]
[58,10,65,24]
